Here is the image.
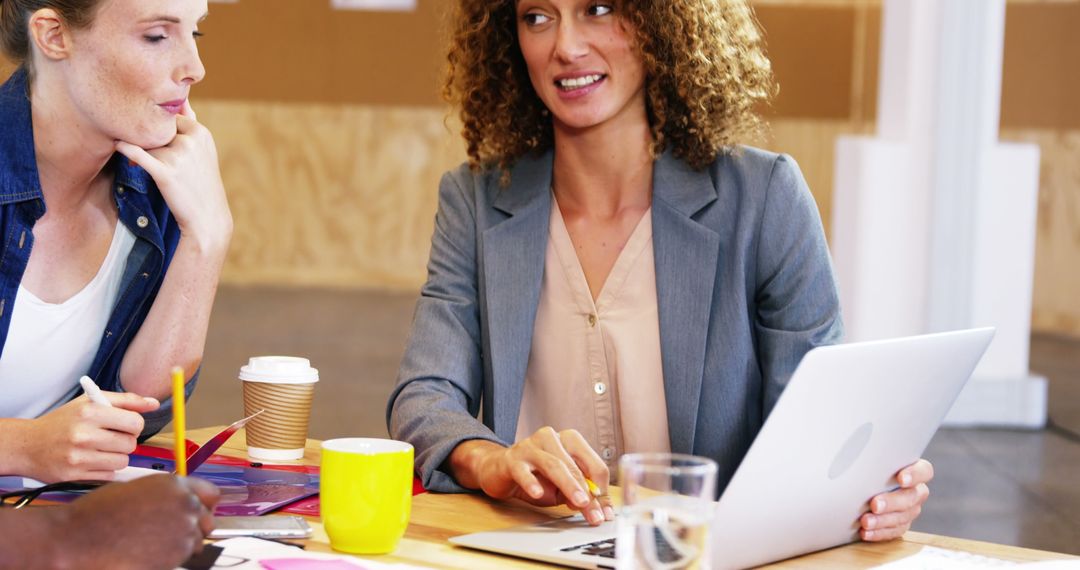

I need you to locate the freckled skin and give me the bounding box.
[514,1,653,301]
[63,0,208,149]
[516,0,647,132]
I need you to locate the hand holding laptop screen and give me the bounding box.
[450,329,993,569]
[862,459,934,541]
[448,427,615,526]
[444,428,933,543]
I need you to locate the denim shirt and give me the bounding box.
[0,68,196,437]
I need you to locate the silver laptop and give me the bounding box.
[449,328,995,569]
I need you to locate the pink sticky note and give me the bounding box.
[260,559,364,570]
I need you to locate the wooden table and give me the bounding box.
[148,427,1078,569]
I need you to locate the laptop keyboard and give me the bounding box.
[560,527,680,563]
[561,537,617,559]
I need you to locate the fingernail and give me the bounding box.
[865,515,876,529]
[603,506,615,521]
[589,508,603,523]
[864,530,874,540]
[529,484,543,497]
[144,397,159,405]
[573,490,589,506]
[875,498,886,512]
[900,472,912,486]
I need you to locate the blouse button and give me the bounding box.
[594,382,607,395]
[588,314,597,327]
[136,216,149,228]
[601,447,615,460]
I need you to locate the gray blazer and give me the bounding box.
[386,147,843,493]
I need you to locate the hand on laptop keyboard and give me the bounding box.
[448,428,616,526]
[563,525,697,569]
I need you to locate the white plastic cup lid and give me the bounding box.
[239,356,319,384]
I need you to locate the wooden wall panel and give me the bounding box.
[1001,3,1080,130]
[197,105,864,291]
[196,105,861,291]
[756,5,858,119]
[2,1,1076,126]
[1,0,1079,337]
[196,107,1080,338]
[192,99,466,289]
[193,0,446,106]
[1001,128,1080,337]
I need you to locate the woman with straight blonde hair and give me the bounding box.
[0,0,231,483]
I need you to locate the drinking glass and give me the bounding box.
[617,453,718,570]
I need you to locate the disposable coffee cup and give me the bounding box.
[239,356,319,461]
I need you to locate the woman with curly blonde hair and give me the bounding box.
[389,0,932,541]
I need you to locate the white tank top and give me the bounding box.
[0,221,136,418]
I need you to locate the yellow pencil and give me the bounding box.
[172,366,187,476]
[585,478,602,498]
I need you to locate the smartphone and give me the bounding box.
[208,515,313,539]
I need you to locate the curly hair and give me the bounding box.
[443,0,777,175]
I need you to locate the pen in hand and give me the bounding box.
[79,376,113,407]
[77,376,166,482]
[80,375,135,480]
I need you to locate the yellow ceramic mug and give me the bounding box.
[320,438,414,554]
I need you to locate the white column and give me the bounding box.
[831,0,1046,427]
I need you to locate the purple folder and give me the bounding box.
[129,455,319,516]
[0,456,319,516]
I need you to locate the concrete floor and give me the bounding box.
[189,285,1080,556]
